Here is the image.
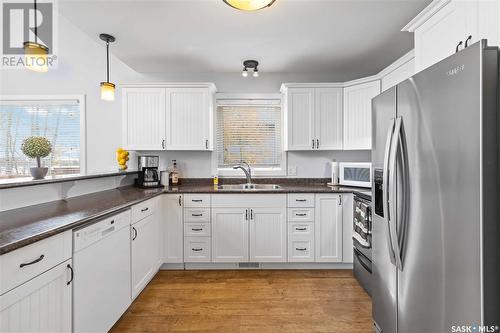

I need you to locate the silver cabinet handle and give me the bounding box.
[178,196,182,206]
[20,254,44,268]
[295,227,307,231]
[132,227,138,241]
[192,213,203,217]
[205,140,209,149]
[312,139,315,149]
[464,35,472,48]
[192,199,203,202]
[250,209,254,220]
[245,209,248,221]
[455,40,463,53]
[295,199,307,202]
[316,139,319,149]
[191,228,203,231]
[192,248,203,252]
[141,207,149,212]
[162,139,165,149]
[295,247,307,251]
[295,213,307,217]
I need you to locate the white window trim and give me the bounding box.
[215,93,286,177]
[0,94,87,176]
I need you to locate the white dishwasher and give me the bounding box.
[73,210,132,333]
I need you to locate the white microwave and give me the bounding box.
[339,162,372,188]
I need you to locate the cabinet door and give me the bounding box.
[249,207,286,262]
[163,194,184,263]
[343,80,380,150]
[131,214,160,299]
[341,194,354,263]
[122,88,166,150]
[165,88,212,150]
[315,194,343,262]
[285,88,315,150]
[315,88,343,150]
[414,0,470,72]
[211,208,248,262]
[0,259,72,333]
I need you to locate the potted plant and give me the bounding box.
[21,136,52,180]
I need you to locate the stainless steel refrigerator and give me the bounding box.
[371,40,499,333]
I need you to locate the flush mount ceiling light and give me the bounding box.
[24,0,49,72]
[99,33,116,101]
[242,60,259,78]
[223,0,276,11]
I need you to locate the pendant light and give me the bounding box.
[23,0,49,72]
[99,33,116,101]
[223,0,276,11]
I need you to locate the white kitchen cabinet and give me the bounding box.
[288,223,315,262]
[131,213,161,299]
[405,0,499,73]
[122,88,166,150]
[315,194,343,263]
[211,208,249,262]
[165,88,213,150]
[184,237,211,262]
[381,53,415,92]
[343,80,380,150]
[121,83,216,151]
[163,194,184,263]
[0,259,72,333]
[249,207,287,262]
[282,85,343,151]
[341,193,354,263]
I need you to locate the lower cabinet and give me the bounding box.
[315,194,343,263]
[212,208,249,262]
[288,222,315,262]
[131,213,161,299]
[0,259,72,332]
[184,237,211,262]
[163,194,184,263]
[249,208,287,262]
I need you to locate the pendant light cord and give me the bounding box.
[106,41,110,83]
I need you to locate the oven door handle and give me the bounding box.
[354,248,372,274]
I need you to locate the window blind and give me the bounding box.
[216,101,282,169]
[0,99,81,179]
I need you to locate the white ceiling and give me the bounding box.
[59,0,431,80]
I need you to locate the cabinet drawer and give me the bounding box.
[288,239,314,262]
[287,194,315,207]
[184,223,211,237]
[0,231,72,295]
[287,208,314,222]
[184,194,211,208]
[131,198,157,224]
[184,208,210,222]
[288,222,314,239]
[184,237,211,262]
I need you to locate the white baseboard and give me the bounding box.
[160,262,353,270]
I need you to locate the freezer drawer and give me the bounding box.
[353,247,371,297]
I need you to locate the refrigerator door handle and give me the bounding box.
[383,118,396,265]
[388,117,404,270]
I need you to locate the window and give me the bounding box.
[216,97,285,176]
[0,96,85,180]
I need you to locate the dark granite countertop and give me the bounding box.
[0,179,368,255]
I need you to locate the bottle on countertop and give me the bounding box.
[170,160,180,186]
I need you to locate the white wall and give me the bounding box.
[0,15,143,174]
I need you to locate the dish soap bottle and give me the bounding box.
[171,160,180,186]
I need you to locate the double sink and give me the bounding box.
[217,184,281,191]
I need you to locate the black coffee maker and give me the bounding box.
[136,155,160,188]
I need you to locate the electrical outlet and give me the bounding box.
[288,165,297,176]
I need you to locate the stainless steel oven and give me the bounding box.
[352,191,372,296]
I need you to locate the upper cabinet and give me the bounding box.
[282,84,343,151]
[122,83,216,151]
[404,0,500,73]
[343,80,380,150]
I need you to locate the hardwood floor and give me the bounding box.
[111,270,372,333]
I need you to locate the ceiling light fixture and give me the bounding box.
[242,60,259,78]
[99,33,116,101]
[24,0,49,72]
[223,0,276,11]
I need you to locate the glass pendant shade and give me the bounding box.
[223,0,275,11]
[24,42,49,72]
[100,82,115,101]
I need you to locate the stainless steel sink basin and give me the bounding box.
[217,184,281,191]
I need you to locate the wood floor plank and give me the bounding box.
[110,269,372,333]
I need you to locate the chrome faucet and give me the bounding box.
[233,161,252,184]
